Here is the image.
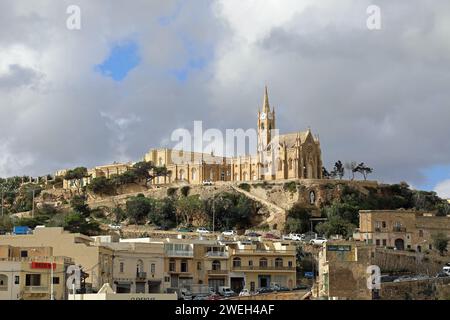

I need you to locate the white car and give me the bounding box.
[290,233,304,241]
[197,227,211,234]
[222,230,236,236]
[108,224,122,230]
[202,180,213,186]
[239,289,251,297]
[310,237,327,245]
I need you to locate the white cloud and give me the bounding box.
[434,180,450,199]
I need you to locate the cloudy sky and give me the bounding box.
[0,0,449,197]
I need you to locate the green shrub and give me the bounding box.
[180,186,191,197]
[283,181,297,193]
[238,183,251,192]
[167,188,178,197]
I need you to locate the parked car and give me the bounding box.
[436,272,450,278]
[222,230,236,236]
[207,293,222,300]
[218,286,236,297]
[443,266,450,276]
[108,224,122,230]
[202,180,213,186]
[289,233,304,241]
[380,275,399,283]
[193,294,209,300]
[310,237,327,245]
[271,284,290,292]
[264,233,280,240]
[239,289,251,297]
[196,227,210,234]
[246,232,261,238]
[282,234,292,240]
[154,226,169,231]
[177,227,193,233]
[256,287,274,294]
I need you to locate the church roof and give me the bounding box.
[274,130,318,148]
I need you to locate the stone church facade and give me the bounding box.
[145,87,323,185]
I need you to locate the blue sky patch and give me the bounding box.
[96,41,140,81]
[418,164,450,192]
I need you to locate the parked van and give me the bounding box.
[443,266,450,276]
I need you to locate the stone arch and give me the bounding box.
[191,168,197,181]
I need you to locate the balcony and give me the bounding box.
[0,285,7,292]
[393,227,406,232]
[374,227,381,232]
[165,250,194,257]
[136,272,147,280]
[205,251,229,258]
[232,265,295,272]
[207,269,229,275]
[24,286,49,293]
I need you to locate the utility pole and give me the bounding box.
[212,199,215,233]
[32,189,35,218]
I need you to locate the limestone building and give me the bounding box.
[145,87,323,185]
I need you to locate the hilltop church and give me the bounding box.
[145,87,323,185]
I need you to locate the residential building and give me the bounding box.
[227,241,297,293]
[0,245,72,300]
[0,227,113,292]
[357,210,450,252]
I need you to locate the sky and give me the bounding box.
[0,0,449,198]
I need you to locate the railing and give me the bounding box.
[231,250,294,255]
[165,250,194,257]
[207,269,229,275]
[136,272,147,279]
[24,286,49,293]
[374,227,381,232]
[232,265,295,271]
[393,227,406,232]
[205,251,229,258]
[0,285,8,292]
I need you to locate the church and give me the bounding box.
[145,87,323,185]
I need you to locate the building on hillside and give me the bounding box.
[0,245,72,300]
[58,162,133,190]
[356,210,450,252]
[317,241,374,300]
[0,227,113,292]
[144,86,323,185]
[227,240,297,293]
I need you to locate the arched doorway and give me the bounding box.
[394,239,405,251]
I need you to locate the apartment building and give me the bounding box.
[357,210,450,252]
[0,245,73,300]
[0,227,113,292]
[99,241,165,294]
[227,241,297,293]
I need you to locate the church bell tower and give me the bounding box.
[257,86,276,152]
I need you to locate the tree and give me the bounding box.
[63,212,100,235]
[315,216,356,238]
[354,162,373,180]
[64,167,88,192]
[88,176,116,195]
[151,198,177,229]
[176,195,203,226]
[125,194,152,224]
[331,161,345,180]
[432,232,448,255]
[70,195,90,217]
[284,204,311,234]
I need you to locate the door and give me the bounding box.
[230,277,244,293]
[394,239,405,251]
[258,275,271,288]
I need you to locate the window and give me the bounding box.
[119,262,124,273]
[181,260,188,273]
[382,239,387,246]
[250,282,255,292]
[288,261,293,268]
[382,221,386,228]
[248,260,253,267]
[419,230,423,237]
[169,259,176,272]
[197,262,201,271]
[52,277,60,285]
[164,276,170,283]
[20,250,28,258]
[275,258,283,268]
[376,239,380,246]
[259,258,268,268]
[232,257,241,268]
[212,260,221,271]
[15,276,19,285]
[151,263,156,274]
[25,274,41,286]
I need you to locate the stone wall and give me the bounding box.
[381,277,450,300]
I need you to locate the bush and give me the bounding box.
[88,177,116,195]
[432,232,449,255]
[284,204,312,234]
[125,194,153,224]
[238,183,251,192]
[167,188,178,197]
[70,195,90,217]
[283,181,297,193]
[180,186,191,197]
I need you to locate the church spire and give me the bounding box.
[263,85,270,113]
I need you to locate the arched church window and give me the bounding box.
[277,159,282,171]
[288,159,293,170]
[191,168,197,181]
